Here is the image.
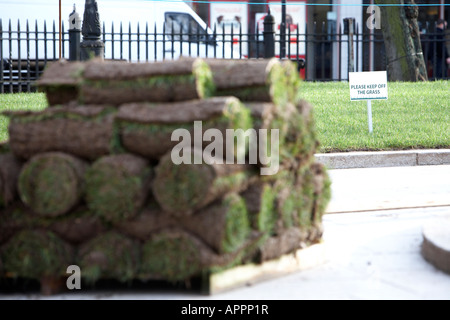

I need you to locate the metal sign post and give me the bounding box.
[367,100,373,133]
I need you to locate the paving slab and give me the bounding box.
[325,165,450,213]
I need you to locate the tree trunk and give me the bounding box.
[152,148,257,216]
[117,97,252,160]
[0,154,22,207]
[84,154,153,224]
[6,106,118,161]
[18,152,88,217]
[79,57,215,105]
[375,0,428,81]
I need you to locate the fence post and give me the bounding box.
[344,17,355,73]
[280,0,286,59]
[80,0,104,61]
[263,10,275,58]
[68,5,81,61]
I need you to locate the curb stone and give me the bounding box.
[314,149,450,169]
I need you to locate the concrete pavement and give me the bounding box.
[213,205,450,300]
[325,164,450,213]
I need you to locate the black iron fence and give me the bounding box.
[1,19,449,93]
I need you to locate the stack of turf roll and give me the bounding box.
[0,56,331,295]
[204,58,329,260]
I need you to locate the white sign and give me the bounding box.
[349,71,388,101]
[349,71,388,133]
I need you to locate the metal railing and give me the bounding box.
[1,19,449,93]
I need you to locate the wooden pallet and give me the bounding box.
[201,242,326,295]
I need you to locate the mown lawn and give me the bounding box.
[0,93,47,142]
[298,80,449,152]
[0,81,449,153]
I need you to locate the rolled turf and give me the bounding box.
[205,58,297,108]
[240,182,277,235]
[116,204,177,241]
[35,60,85,106]
[18,152,88,217]
[84,154,153,224]
[179,193,251,254]
[0,153,22,207]
[117,96,252,160]
[152,148,257,215]
[79,57,215,105]
[77,231,140,284]
[139,229,206,282]
[6,105,118,161]
[0,203,105,246]
[0,229,74,279]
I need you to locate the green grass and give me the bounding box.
[298,80,450,153]
[1,81,449,152]
[0,93,47,142]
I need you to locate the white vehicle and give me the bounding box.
[0,0,240,62]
